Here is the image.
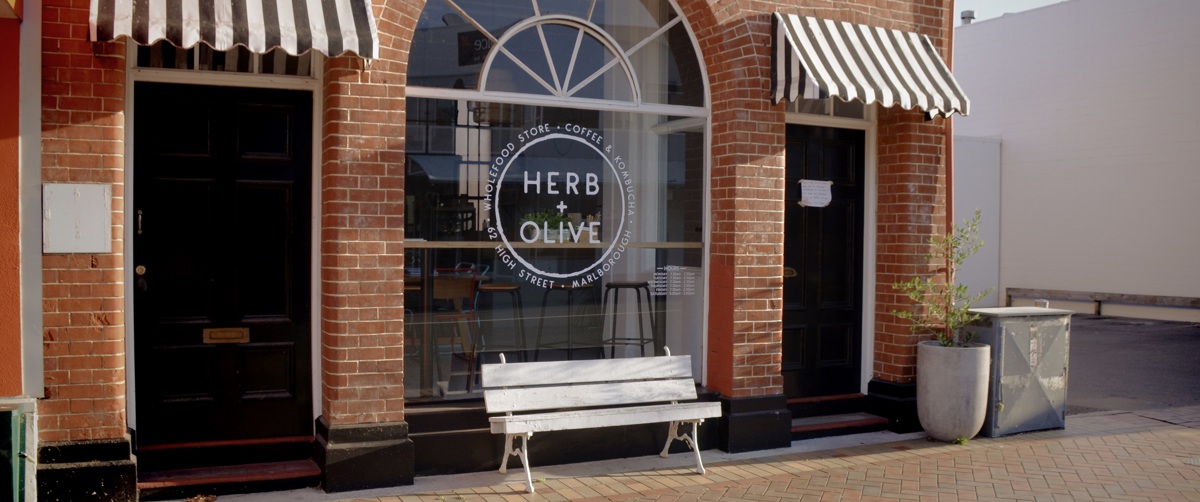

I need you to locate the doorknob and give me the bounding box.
[135,265,148,292]
[783,266,798,278]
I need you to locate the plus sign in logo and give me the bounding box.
[483,123,636,289]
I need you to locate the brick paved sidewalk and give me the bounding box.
[322,406,1200,502]
[216,406,1200,502]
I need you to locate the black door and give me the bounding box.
[133,82,313,445]
[782,125,864,398]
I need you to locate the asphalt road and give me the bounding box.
[1066,314,1200,414]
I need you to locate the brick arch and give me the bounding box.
[671,0,955,396]
[674,0,786,398]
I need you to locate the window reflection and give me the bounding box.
[405,0,708,402]
[403,98,705,401]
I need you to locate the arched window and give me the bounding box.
[404,0,708,401]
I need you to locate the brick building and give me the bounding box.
[5,0,969,499]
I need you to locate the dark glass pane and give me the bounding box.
[137,42,195,69]
[833,98,865,118]
[261,48,312,77]
[403,84,707,404]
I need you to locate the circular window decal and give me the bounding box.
[484,124,635,288]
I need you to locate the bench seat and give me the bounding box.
[490,401,722,435]
[481,349,720,493]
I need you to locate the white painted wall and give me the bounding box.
[953,0,1200,319]
[953,136,1001,308]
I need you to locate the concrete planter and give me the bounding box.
[916,341,990,442]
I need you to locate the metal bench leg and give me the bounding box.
[500,432,535,493]
[660,420,679,458]
[499,434,513,474]
[661,419,706,474]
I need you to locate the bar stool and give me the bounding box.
[534,283,595,360]
[600,281,656,358]
[431,270,479,393]
[403,280,422,357]
[475,282,527,359]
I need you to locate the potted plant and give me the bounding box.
[893,209,992,443]
[521,209,576,243]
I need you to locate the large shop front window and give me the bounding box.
[405,0,707,401]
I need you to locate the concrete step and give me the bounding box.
[791,412,889,440]
[138,459,320,500]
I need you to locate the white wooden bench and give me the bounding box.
[481,348,722,493]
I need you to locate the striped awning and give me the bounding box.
[89,0,379,59]
[772,13,969,117]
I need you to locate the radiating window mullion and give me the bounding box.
[495,46,560,96]
[535,24,564,95]
[562,27,586,97]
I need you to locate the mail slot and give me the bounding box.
[203,327,249,344]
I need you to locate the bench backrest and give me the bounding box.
[482,355,699,414]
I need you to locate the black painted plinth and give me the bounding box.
[718,394,791,453]
[866,379,922,433]
[314,417,414,493]
[37,437,137,502]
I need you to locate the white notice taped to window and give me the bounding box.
[798,179,832,207]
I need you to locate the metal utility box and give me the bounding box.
[964,307,1072,437]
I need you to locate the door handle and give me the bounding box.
[135,265,148,292]
[137,209,144,235]
[783,266,798,278]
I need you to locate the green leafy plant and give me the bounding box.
[892,209,992,347]
[953,436,969,445]
[522,209,573,227]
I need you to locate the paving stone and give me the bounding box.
[319,406,1200,502]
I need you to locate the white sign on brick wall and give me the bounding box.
[43,183,113,254]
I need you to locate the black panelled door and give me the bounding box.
[133,82,312,444]
[782,124,864,398]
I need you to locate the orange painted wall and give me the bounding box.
[0,18,23,397]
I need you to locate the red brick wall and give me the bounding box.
[317,0,419,426]
[678,0,789,400]
[31,0,954,435]
[874,112,950,384]
[34,0,428,437]
[38,0,128,441]
[678,0,953,396]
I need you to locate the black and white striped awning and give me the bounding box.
[89,0,379,59]
[772,13,968,117]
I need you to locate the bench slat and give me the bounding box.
[484,378,699,413]
[490,402,722,435]
[481,355,693,388]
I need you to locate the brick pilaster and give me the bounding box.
[39,0,128,446]
[314,0,419,491]
[317,1,417,430]
[873,111,949,385]
[37,1,137,499]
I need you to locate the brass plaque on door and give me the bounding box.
[203,327,249,344]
